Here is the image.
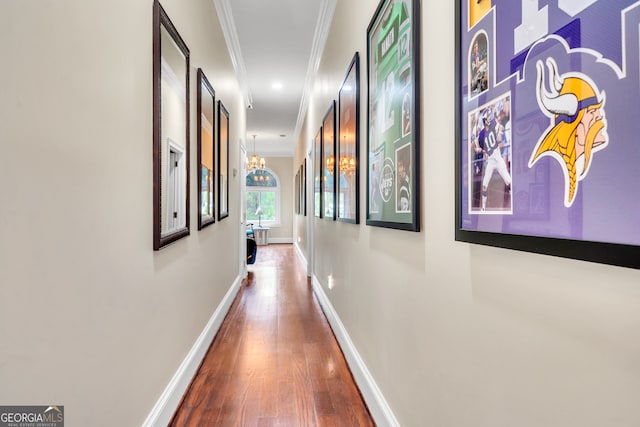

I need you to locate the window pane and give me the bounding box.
[246,170,277,187]
[260,192,276,220]
[246,191,259,220]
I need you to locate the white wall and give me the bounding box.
[0,0,245,425]
[302,1,640,426]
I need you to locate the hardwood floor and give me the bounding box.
[170,244,375,426]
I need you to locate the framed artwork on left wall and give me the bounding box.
[217,100,229,221]
[153,0,190,250]
[197,68,215,230]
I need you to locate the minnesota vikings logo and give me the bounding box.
[530,58,609,207]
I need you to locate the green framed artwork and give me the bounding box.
[366,0,420,231]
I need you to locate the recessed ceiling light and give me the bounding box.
[272,82,283,89]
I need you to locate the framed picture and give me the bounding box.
[338,52,360,224]
[302,158,307,216]
[197,68,215,230]
[295,168,300,215]
[152,0,190,250]
[366,0,420,231]
[323,101,337,220]
[456,1,640,269]
[217,100,229,221]
[297,163,305,216]
[314,128,323,218]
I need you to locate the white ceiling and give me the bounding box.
[215,0,336,156]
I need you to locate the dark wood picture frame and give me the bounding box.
[197,68,216,230]
[366,0,420,232]
[338,52,360,224]
[153,0,190,250]
[217,100,229,221]
[322,101,337,221]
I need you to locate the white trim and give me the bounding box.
[293,0,337,144]
[161,57,186,103]
[268,237,293,244]
[141,275,243,427]
[293,241,308,271]
[306,147,313,277]
[201,113,213,135]
[213,0,253,109]
[311,275,400,427]
[239,142,248,281]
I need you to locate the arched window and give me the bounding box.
[246,168,280,226]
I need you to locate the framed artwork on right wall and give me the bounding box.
[455,0,640,269]
[338,52,360,224]
[366,0,421,231]
[314,128,323,218]
[323,101,337,221]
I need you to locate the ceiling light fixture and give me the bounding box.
[339,135,356,176]
[247,134,266,171]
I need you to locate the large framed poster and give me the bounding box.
[456,1,640,269]
[366,0,420,231]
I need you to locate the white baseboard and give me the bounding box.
[267,237,293,244]
[311,276,400,427]
[293,241,308,271]
[141,275,243,427]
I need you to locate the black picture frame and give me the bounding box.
[366,0,420,231]
[217,100,229,221]
[197,68,215,230]
[314,128,323,218]
[295,168,300,215]
[322,101,337,221]
[302,158,307,216]
[338,52,360,224]
[455,1,640,269]
[153,0,190,250]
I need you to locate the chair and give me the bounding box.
[246,237,257,264]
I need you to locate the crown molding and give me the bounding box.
[214,0,253,108]
[293,0,337,143]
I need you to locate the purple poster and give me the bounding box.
[456,1,640,268]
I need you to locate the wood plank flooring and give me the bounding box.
[170,244,375,426]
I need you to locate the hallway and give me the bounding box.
[170,244,375,426]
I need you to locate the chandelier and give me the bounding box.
[339,135,356,175]
[247,134,266,171]
[326,155,335,175]
[339,154,356,176]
